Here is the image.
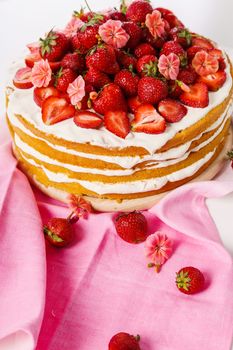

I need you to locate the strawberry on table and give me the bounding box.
[86,44,120,74]
[33,86,61,107]
[109,332,141,350]
[158,99,187,123]
[61,52,85,73]
[136,54,158,77]
[180,82,209,108]
[13,67,33,89]
[138,77,168,104]
[176,266,205,294]
[132,104,166,134]
[104,111,130,139]
[74,111,103,129]
[55,68,77,93]
[114,69,139,96]
[40,30,69,62]
[115,211,148,243]
[42,96,75,125]
[126,0,153,23]
[197,71,227,91]
[93,83,127,115]
[43,218,74,247]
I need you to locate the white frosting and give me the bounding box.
[6,53,233,154]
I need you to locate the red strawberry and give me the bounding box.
[143,28,166,49]
[49,61,62,72]
[123,22,143,49]
[138,77,168,104]
[180,82,209,108]
[39,30,69,62]
[33,86,61,107]
[126,0,152,23]
[13,67,33,89]
[25,50,41,68]
[43,218,74,247]
[55,68,77,93]
[156,7,184,29]
[176,267,205,295]
[116,50,137,70]
[71,35,87,54]
[61,52,85,73]
[191,36,214,50]
[160,41,187,66]
[169,27,192,48]
[158,99,187,123]
[197,71,227,91]
[209,49,226,71]
[132,104,166,134]
[86,45,120,74]
[114,69,139,96]
[187,46,207,61]
[93,83,127,115]
[110,11,127,21]
[134,43,156,58]
[109,332,141,350]
[84,67,111,90]
[177,66,197,85]
[104,111,130,139]
[74,111,103,129]
[115,211,148,243]
[127,95,143,113]
[42,96,75,125]
[136,55,158,77]
[76,24,99,51]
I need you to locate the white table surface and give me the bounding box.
[0,1,232,349]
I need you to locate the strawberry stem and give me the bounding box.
[84,0,92,13]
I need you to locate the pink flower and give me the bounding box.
[145,10,166,39]
[99,19,129,49]
[63,17,84,38]
[31,59,52,87]
[158,53,180,80]
[192,50,219,76]
[67,194,92,220]
[145,232,173,272]
[67,76,85,106]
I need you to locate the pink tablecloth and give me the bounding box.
[0,125,233,350]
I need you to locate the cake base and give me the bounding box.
[21,127,232,212]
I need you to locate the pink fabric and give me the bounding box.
[0,125,233,350]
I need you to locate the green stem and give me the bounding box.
[84,0,92,13]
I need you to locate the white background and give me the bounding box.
[0,2,232,346]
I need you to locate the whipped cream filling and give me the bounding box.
[6,53,233,154]
[22,149,216,194]
[14,114,229,177]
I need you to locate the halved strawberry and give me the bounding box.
[158,99,187,123]
[197,71,227,91]
[42,96,75,125]
[191,36,214,50]
[132,104,166,134]
[13,67,33,89]
[74,111,103,129]
[128,95,143,113]
[180,82,209,108]
[33,86,61,107]
[104,111,130,139]
[25,50,41,68]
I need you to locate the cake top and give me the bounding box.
[11,0,229,141]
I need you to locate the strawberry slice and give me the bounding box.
[127,96,143,113]
[192,37,214,50]
[180,82,209,108]
[74,111,103,129]
[13,67,33,89]
[33,86,61,107]
[42,96,75,125]
[25,50,41,68]
[158,99,187,123]
[104,111,130,139]
[132,104,166,134]
[197,71,227,91]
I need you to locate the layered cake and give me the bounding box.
[6,1,233,207]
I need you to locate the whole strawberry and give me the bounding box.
[85,67,111,90]
[116,50,137,70]
[138,77,168,104]
[93,83,127,115]
[76,24,99,51]
[109,333,141,350]
[40,30,69,62]
[123,22,143,49]
[86,45,120,74]
[43,218,75,247]
[126,0,153,23]
[134,43,156,58]
[61,53,85,73]
[136,55,158,77]
[55,68,77,93]
[160,40,187,67]
[176,267,205,294]
[114,69,139,96]
[115,211,148,244]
